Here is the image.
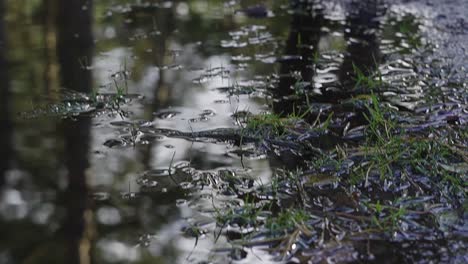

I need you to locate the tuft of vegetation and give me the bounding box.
[266,209,311,235]
[208,93,466,260]
[352,63,384,91]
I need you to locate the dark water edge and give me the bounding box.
[0,0,466,263]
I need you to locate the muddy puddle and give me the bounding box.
[0,0,466,263]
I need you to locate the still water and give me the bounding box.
[0,0,466,263]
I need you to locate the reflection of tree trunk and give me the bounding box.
[140,9,175,169]
[0,0,11,186]
[270,4,325,168]
[43,0,59,95]
[57,0,93,93]
[273,4,324,116]
[62,118,93,264]
[57,1,94,263]
[339,0,383,89]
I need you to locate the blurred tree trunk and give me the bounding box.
[57,1,94,263]
[43,0,59,94]
[0,0,12,186]
[57,0,93,93]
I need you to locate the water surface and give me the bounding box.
[0,0,466,263]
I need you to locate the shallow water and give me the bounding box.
[0,0,466,263]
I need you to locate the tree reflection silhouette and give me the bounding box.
[58,0,94,263]
[271,0,386,167]
[339,0,384,89]
[0,0,11,186]
[274,3,324,116]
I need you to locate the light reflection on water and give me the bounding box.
[0,0,466,263]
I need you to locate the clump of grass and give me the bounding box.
[348,95,467,195]
[266,209,311,236]
[208,82,466,260]
[363,94,395,142]
[244,111,303,139]
[214,196,264,229]
[242,106,330,139]
[309,151,343,172]
[352,63,384,91]
[246,112,287,135]
[113,79,126,98]
[366,201,407,232]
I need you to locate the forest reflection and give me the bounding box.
[58,0,93,263]
[0,0,385,262]
[0,0,457,263]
